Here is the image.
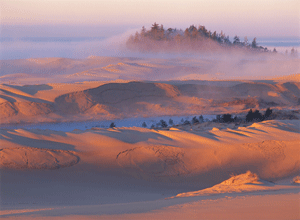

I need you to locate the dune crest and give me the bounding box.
[174,171,275,198]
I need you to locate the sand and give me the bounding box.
[1,80,299,124]
[1,119,299,219]
[0,56,300,219]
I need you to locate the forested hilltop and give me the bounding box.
[127,23,276,53]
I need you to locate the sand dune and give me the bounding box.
[2,80,299,124]
[1,120,299,180]
[1,56,300,219]
[174,171,277,198]
[117,145,188,178]
[0,147,79,169]
[1,119,299,219]
[1,56,299,84]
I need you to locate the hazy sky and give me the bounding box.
[1,0,299,38]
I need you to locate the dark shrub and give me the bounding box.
[221,114,234,122]
[264,108,272,119]
[199,115,204,123]
[109,122,116,128]
[160,119,168,128]
[142,122,147,128]
[246,109,263,122]
[183,120,191,125]
[192,116,199,124]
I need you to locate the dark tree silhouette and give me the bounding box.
[199,115,204,123]
[264,108,272,119]
[221,114,234,122]
[126,23,272,53]
[159,119,168,128]
[246,109,263,122]
[183,120,191,125]
[233,35,240,45]
[142,122,147,128]
[169,118,174,125]
[192,116,199,124]
[246,109,254,122]
[109,122,116,128]
[252,38,257,48]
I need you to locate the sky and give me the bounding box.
[1,0,299,38]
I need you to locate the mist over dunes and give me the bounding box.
[1,0,300,218]
[1,55,299,220]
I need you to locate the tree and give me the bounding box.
[264,108,272,119]
[168,118,174,125]
[159,119,168,128]
[183,120,191,125]
[109,122,116,128]
[142,122,147,128]
[291,47,297,57]
[141,26,146,37]
[273,48,277,53]
[192,116,199,124]
[233,35,240,45]
[221,114,234,123]
[199,115,204,123]
[150,22,160,40]
[251,37,257,48]
[246,109,263,122]
[211,31,217,40]
[246,109,254,122]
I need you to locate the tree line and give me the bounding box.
[127,23,277,53]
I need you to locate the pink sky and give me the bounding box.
[1,0,299,37]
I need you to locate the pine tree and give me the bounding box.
[233,35,240,45]
[251,38,257,48]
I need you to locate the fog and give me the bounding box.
[1,26,299,81]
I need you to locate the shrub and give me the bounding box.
[221,114,234,122]
[246,109,263,122]
[142,122,147,128]
[192,116,199,124]
[160,119,168,128]
[109,122,116,128]
[199,115,204,123]
[183,120,191,125]
[264,108,272,119]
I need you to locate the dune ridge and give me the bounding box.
[1,80,299,124]
[173,171,277,198]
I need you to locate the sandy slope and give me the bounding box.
[1,120,299,219]
[1,56,299,84]
[1,80,299,124]
[1,120,299,179]
[1,56,299,124]
[1,56,300,219]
